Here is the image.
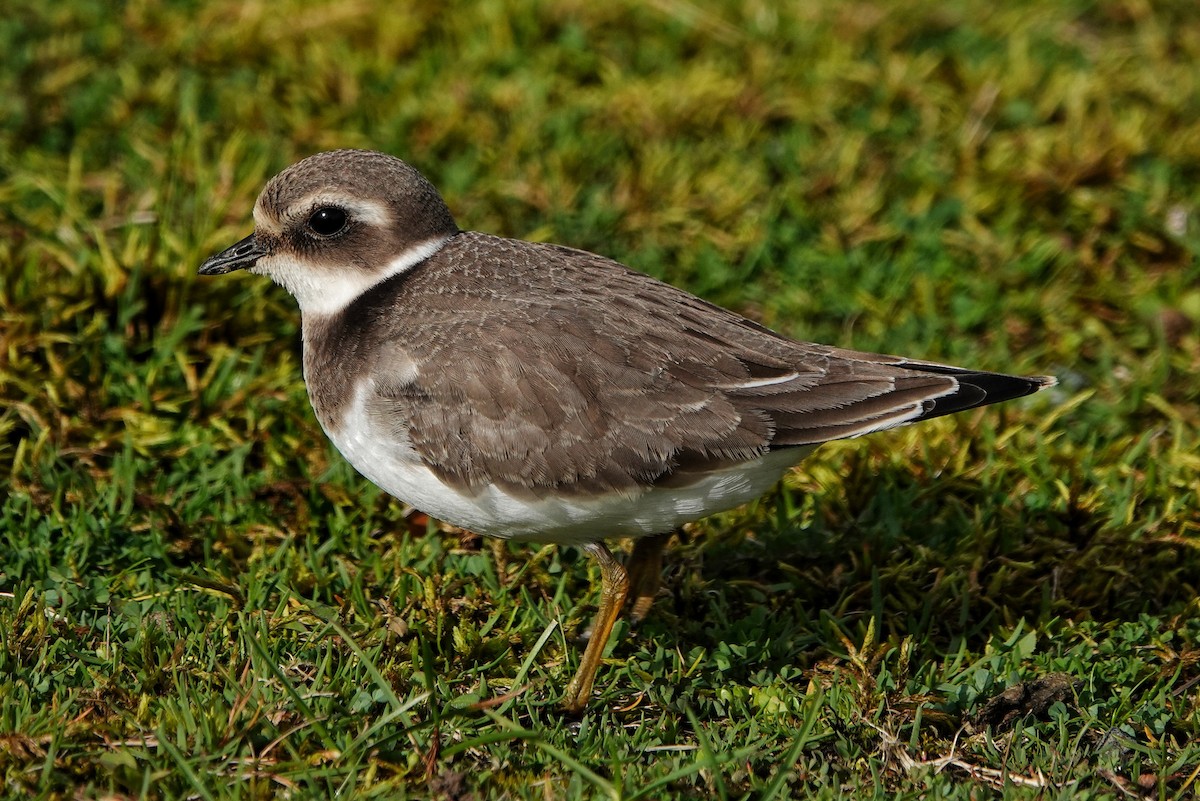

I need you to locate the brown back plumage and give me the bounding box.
[303,232,1052,497]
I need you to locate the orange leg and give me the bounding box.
[626,532,671,624]
[561,542,629,714]
[489,537,510,586]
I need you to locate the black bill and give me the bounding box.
[198,233,265,275]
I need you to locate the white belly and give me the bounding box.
[324,382,812,544]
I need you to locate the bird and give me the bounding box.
[199,149,1055,713]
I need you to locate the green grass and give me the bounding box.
[2,0,1199,797]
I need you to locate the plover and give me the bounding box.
[199,149,1055,712]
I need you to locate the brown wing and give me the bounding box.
[365,234,1052,496]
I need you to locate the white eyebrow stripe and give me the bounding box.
[294,192,391,226]
[252,199,279,232]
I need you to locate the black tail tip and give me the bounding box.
[915,369,1057,421]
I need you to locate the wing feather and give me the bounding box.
[359,234,1052,496]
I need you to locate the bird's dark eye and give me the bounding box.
[307,206,348,237]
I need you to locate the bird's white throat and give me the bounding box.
[255,234,453,316]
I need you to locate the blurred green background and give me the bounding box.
[1,0,1198,798]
